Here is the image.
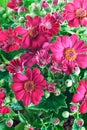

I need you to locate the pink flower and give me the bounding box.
[52,0,58,5]
[50,34,87,74]
[50,59,68,74]
[0,29,7,49]
[3,28,20,52]
[40,14,60,36]
[0,106,11,114]
[36,49,51,66]
[64,0,87,27]
[52,12,64,24]
[46,83,55,93]
[7,0,27,12]
[0,88,6,100]
[15,16,49,50]
[21,50,37,67]
[12,68,46,106]
[41,0,50,8]
[7,58,24,74]
[72,80,87,114]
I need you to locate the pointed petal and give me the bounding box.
[80,101,87,114]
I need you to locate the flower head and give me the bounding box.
[40,14,60,36]
[3,28,20,52]
[15,15,50,50]
[7,58,24,74]
[12,68,46,106]
[72,80,87,114]
[0,106,11,114]
[64,0,87,27]
[50,34,87,74]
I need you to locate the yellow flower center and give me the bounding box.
[24,81,35,92]
[76,8,87,18]
[28,26,39,38]
[64,48,77,61]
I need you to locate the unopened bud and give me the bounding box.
[62,111,69,118]
[79,127,86,130]
[44,90,50,98]
[55,88,61,96]
[65,79,72,87]
[6,119,13,127]
[70,104,78,112]
[77,119,84,126]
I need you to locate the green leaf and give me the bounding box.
[0,122,14,130]
[72,121,79,130]
[18,111,27,124]
[29,94,67,113]
[41,126,47,130]
[15,123,24,130]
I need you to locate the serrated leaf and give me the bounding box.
[29,94,67,113]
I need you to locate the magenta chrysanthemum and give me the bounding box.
[72,80,87,114]
[40,13,60,36]
[50,34,87,74]
[64,0,87,27]
[12,68,46,106]
[7,58,24,74]
[15,15,50,50]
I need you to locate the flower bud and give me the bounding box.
[77,119,84,126]
[52,118,60,125]
[6,119,13,127]
[62,111,69,118]
[55,88,61,96]
[70,104,78,112]
[0,7,5,15]
[24,124,34,130]
[73,66,80,76]
[79,127,86,130]
[65,79,72,87]
[52,0,58,5]
[44,90,50,98]
[2,13,8,19]
[19,17,25,23]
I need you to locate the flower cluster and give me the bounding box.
[0,0,87,129]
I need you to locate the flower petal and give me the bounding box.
[23,93,31,106]
[80,101,87,114]
[12,83,23,91]
[72,93,84,103]
[26,68,32,80]
[31,89,44,105]
[76,54,87,68]
[15,90,25,100]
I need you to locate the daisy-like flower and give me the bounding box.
[0,29,7,49]
[72,80,87,114]
[12,68,46,106]
[21,50,37,67]
[3,28,20,52]
[7,58,24,74]
[36,49,51,66]
[40,14,60,36]
[7,0,27,12]
[50,34,87,74]
[15,15,50,50]
[64,0,87,27]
